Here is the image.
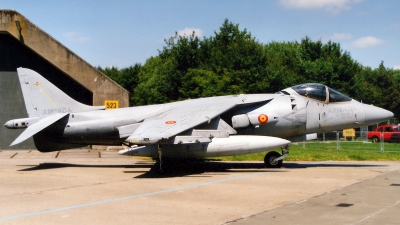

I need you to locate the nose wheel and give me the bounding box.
[264,151,283,168]
[264,145,289,168]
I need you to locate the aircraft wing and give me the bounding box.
[126,96,272,144]
[10,113,69,146]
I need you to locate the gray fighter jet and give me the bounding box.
[5,68,394,168]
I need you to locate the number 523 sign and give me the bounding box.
[105,100,119,110]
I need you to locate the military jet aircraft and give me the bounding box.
[5,68,394,168]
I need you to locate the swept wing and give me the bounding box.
[126,96,271,144]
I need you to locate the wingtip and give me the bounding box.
[10,137,23,147]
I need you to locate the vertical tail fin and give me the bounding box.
[17,68,105,118]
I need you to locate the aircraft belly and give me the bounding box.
[33,136,88,152]
[253,122,291,137]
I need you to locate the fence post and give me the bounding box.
[380,132,384,152]
[361,126,368,143]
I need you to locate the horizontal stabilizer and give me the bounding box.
[10,113,69,146]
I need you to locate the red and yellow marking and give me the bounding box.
[165,120,176,125]
[258,114,268,124]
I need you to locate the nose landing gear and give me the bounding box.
[264,145,289,168]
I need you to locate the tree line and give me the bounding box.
[98,19,400,118]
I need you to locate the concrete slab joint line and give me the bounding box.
[226,169,400,225]
[351,200,400,225]
[0,169,274,222]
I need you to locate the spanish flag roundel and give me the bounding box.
[165,120,176,124]
[258,114,268,124]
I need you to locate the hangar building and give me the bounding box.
[0,10,129,149]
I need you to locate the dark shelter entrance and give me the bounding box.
[0,32,93,149]
[0,32,93,105]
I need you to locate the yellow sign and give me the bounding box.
[105,100,119,110]
[343,128,355,137]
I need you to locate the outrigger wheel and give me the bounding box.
[264,151,283,168]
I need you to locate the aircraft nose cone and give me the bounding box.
[364,105,394,125]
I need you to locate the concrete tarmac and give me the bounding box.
[0,150,399,225]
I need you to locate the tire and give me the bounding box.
[372,136,379,143]
[264,151,283,168]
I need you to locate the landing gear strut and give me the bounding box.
[157,145,163,172]
[263,145,289,168]
[151,145,164,173]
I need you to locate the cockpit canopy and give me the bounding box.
[284,83,352,103]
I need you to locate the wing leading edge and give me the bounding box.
[126,97,273,144]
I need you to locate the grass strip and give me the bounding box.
[210,142,400,162]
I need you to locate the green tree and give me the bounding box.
[200,19,268,94]
[98,63,141,106]
[352,62,400,117]
[133,19,269,104]
[132,56,178,105]
[97,20,400,119]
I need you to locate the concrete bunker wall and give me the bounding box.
[0,33,93,104]
[0,10,129,107]
[0,10,130,150]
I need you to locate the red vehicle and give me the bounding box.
[367,124,400,142]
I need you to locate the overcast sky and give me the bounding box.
[2,0,400,69]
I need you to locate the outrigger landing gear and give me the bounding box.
[157,145,163,172]
[263,145,289,168]
[151,145,164,173]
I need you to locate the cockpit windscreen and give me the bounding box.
[290,83,352,103]
[328,87,352,102]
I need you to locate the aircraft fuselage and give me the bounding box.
[28,93,384,148]
[5,68,394,163]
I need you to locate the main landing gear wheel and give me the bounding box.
[264,151,283,168]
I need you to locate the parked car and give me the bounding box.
[367,124,400,142]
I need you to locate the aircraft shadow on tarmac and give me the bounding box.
[134,160,275,178]
[17,162,154,171]
[134,161,388,178]
[17,160,388,178]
